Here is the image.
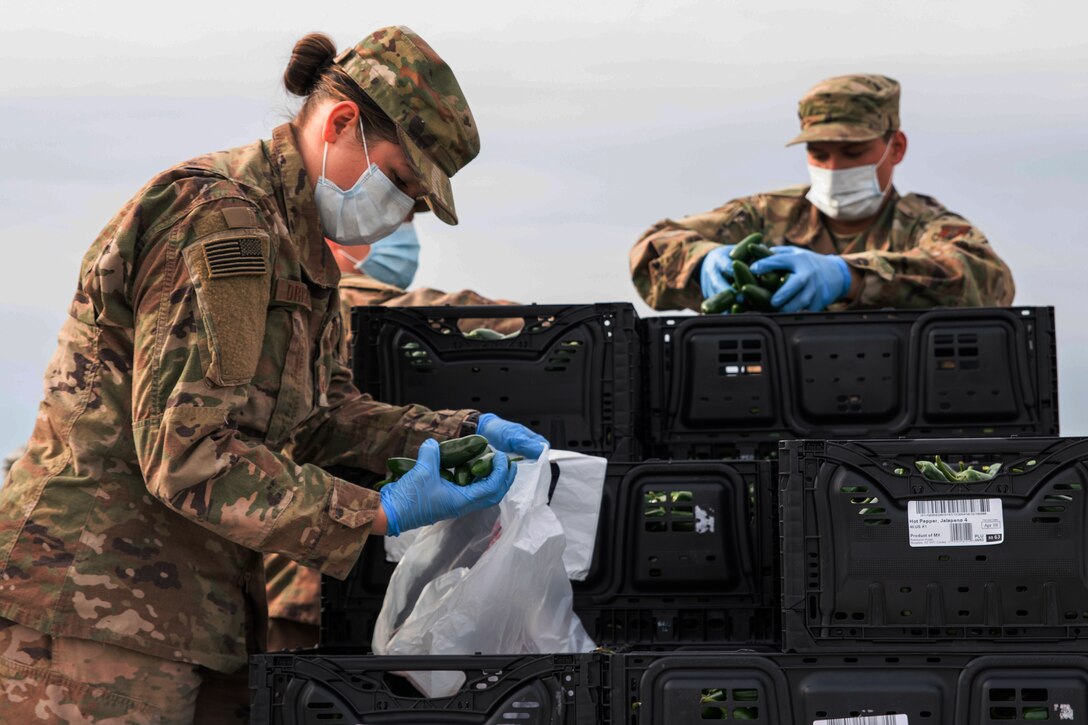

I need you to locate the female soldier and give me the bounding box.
[0,27,546,724]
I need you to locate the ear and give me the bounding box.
[321,101,360,144]
[890,130,908,166]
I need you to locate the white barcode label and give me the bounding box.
[814,714,909,725]
[908,498,1004,547]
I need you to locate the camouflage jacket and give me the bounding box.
[264,276,517,625]
[630,186,1015,311]
[0,123,474,672]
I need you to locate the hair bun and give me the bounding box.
[283,32,337,96]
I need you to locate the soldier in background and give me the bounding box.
[265,222,521,651]
[631,74,1015,313]
[0,28,547,724]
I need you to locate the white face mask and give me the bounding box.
[313,118,415,246]
[805,140,894,221]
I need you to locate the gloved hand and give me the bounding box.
[698,245,737,299]
[478,413,548,459]
[749,247,852,313]
[379,439,516,536]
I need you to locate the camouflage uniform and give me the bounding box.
[630,74,1015,312]
[264,274,518,647]
[0,26,481,722]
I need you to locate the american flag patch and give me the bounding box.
[202,236,267,278]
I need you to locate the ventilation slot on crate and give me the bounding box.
[545,340,581,372]
[400,341,433,369]
[644,490,696,534]
[988,687,1052,722]
[699,687,760,721]
[841,484,891,526]
[718,337,764,377]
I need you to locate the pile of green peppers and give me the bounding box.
[914,456,1001,483]
[700,232,789,315]
[375,434,509,489]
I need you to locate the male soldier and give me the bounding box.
[630,74,1015,313]
[265,221,520,651]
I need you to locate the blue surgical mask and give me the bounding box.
[358,222,421,289]
[314,118,415,246]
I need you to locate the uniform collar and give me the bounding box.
[786,185,901,253]
[268,123,340,288]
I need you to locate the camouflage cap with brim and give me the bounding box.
[787,74,900,147]
[335,26,480,225]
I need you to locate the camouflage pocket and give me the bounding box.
[182,231,272,387]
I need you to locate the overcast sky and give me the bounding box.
[1,0,1085,454]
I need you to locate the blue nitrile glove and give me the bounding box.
[478,413,548,459]
[698,245,737,299]
[379,439,516,536]
[749,247,852,313]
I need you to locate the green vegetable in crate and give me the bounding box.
[914,455,1001,483]
[463,327,510,341]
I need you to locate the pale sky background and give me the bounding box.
[1,0,1085,454]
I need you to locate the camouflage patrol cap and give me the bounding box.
[787,74,900,146]
[334,27,480,225]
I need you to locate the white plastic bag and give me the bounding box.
[372,446,595,697]
[383,449,606,581]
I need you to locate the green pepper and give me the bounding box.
[439,435,489,467]
[740,284,774,311]
[748,243,773,261]
[440,469,455,482]
[454,463,474,486]
[700,288,737,315]
[387,457,416,477]
[464,328,508,341]
[728,232,765,261]
[470,452,495,478]
[733,260,757,289]
[758,272,784,292]
[915,460,948,481]
[935,456,960,482]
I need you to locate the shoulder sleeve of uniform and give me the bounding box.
[895,192,951,222]
[763,185,810,199]
[174,191,274,387]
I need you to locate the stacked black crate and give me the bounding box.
[617,306,1079,724]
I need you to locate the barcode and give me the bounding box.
[950,523,973,542]
[815,715,908,725]
[914,499,991,515]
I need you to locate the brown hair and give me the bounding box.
[283,32,398,144]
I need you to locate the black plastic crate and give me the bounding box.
[780,437,1088,652]
[644,306,1059,459]
[611,651,1088,724]
[351,303,642,459]
[249,652,602,724]
[322,460,778,650]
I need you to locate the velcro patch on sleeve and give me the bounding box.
[203,235,268,278]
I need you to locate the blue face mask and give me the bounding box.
[313,118,415,246]
[358,222,421,289]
